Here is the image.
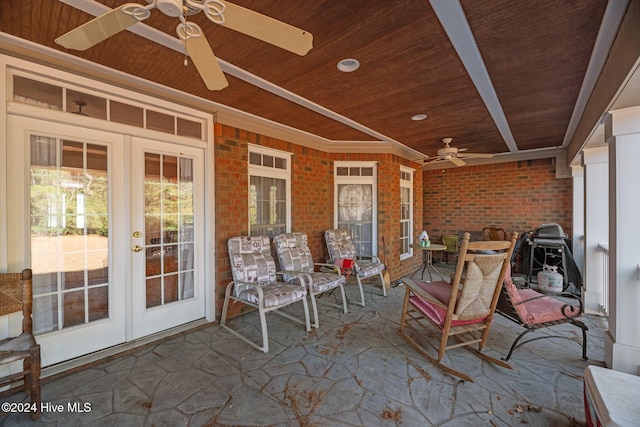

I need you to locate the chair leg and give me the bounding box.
[379,272,387,297]
[308,288,320,329]
[399,287,411,332]
[338,284,348,314]
[355,276,366,307]
[29,345,41,420]
[301,294,311,332]
[258,306,269,353]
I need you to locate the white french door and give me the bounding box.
[7,117,205,365]
[7,117,126,366]
[129,138,205,339]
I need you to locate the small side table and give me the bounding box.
[410,243,447,282]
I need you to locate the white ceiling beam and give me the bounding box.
[430,0,518,153]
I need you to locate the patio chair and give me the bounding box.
[221,236,311,352]
[324,229,386,306]
[439,234,459,264]
[0,269,41,420]
[483,226,507,241]
[273,232,347,328]
[496,265,588,361]
[400,232,517,382]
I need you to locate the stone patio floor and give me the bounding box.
[1,266,606,426]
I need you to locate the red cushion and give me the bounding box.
[409,280,487,328]
[517,289,581,325]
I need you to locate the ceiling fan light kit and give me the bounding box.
[55,0,313,91]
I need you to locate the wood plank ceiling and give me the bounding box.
[0,0,608,163]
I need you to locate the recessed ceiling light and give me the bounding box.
[411,114,428,121]
[337,58,360,72]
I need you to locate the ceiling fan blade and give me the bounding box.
[463,153,494,159]
[218,2,313,55]
[450,156,466,167]
[180,23,229,91]
[55,4,142,50]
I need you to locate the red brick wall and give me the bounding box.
[422,158,573,242]
[214,124,423,318]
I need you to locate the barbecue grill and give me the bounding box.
[532,223,568,245]
[528,223,569,289]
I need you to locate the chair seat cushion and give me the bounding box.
[0,332,37,364]
[517,289,581,325]
[355,260,385,278]
[409,280,485,328]
[237,283,307,308]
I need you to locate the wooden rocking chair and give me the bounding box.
[400,232,517,382]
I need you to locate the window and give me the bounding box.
[400,167,414,260]
[334,162,377,257]
[10,72,205,140]
[248,145,291,238]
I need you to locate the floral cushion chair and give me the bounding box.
[324,229,386,306]
[273,232,347,328]
[221,235,310,352]
[496,263,588,361]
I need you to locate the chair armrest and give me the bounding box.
[276,270,311,287]
[356,255,381,264]
[314,263,341,274]
[402,278,449,310]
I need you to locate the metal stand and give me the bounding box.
[528,242,568,287]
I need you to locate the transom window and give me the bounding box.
[248,145,291,238]
[10,71,205,140]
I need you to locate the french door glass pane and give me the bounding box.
[30,136,109,334]
[144,153,195,308]
[337,183,373,257]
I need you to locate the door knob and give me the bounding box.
[132,245,143,252]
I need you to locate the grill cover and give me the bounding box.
[533,223,567,240]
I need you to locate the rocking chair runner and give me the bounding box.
[496,266,588,361]
[400,232,518,382]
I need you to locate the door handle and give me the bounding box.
[132,245,143,252]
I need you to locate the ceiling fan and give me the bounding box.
[55,0,313,91]
[424,138,494,167]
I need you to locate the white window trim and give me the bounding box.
[333,161,378,256]
[248,144,292,236]
[400,165,414,260]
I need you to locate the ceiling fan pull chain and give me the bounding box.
[183,19,188,66]
[177,15,190,66]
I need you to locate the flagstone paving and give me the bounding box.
[1,268,606,426]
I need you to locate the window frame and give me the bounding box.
[333,161,378,257]
[247,144,292,237]
[400,166,414,260]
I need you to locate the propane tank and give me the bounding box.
[537,264,563,293]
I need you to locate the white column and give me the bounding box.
[605,106,640,375]
[571,165,585,278]
[582,146,609,315]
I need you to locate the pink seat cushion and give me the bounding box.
[502,263,580,324]
[409,280,486,328]
[516,289,581,325]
